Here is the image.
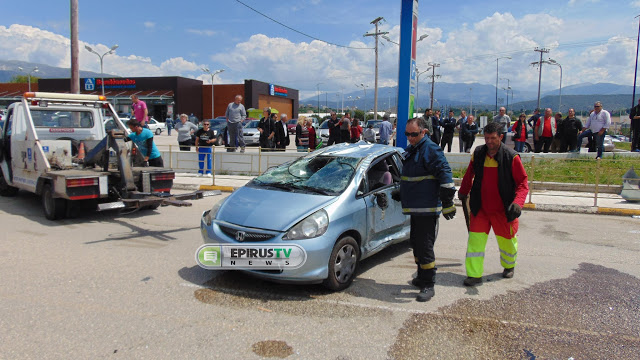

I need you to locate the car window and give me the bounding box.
[366,155,400,193]
[31,109,94,128]
[288,119,297,125]
[320,121,329,129]
[252,155,361,195]
[245,120,260,128]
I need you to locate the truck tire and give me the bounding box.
[0,171,18,197]
[42,183,66,220]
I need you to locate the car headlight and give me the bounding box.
[203,199,224,226]
[283,209,329,240]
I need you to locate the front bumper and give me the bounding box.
[200,215,335,283]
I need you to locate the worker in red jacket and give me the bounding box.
[457,122,529,286]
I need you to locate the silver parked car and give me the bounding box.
[200,143,410,290]
[243,120,261,146]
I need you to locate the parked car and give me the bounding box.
[287,119,298,134]
[147,118,166,135]
[200,142,409,290]
[243,120,261,146]
[611,135,630,142]
[190,119,226,146]
[364,120,382,142]
[318,120,330,146]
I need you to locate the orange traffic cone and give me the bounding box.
[77,142,85,160]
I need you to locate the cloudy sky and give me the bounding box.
[1,0,640,99]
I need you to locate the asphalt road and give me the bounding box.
[1,190,639,359]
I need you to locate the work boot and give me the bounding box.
[463,277,482,286]
[502,267,515,278]
[416,286,435,302]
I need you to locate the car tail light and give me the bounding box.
[66,178,98,187]
[151,173,175,181]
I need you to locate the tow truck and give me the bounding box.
[0,92,215,220]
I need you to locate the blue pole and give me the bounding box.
[396,0,418,148]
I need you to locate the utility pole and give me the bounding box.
[364,17,388,120]
[495,56,511,113]
[427,62,440,110]
[532,47,550,111]
[70,0,79,93]
[316,83,323,117]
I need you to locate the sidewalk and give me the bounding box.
[173,173,640,217]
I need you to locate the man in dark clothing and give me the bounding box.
[562,108,582,152]
[440,110,457,152]
[629,98,640,152]
[275,113,290,151]
[550,112,564,152]
[258,108,276,151]
[392,117,456,302]
[461,115,479,153]
[339,113,351,143]
[527,108,541,152]
[327,112,340,146]
[431,110,442,145]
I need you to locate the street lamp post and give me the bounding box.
[84,44,119,96]
[17,66,39,92]
[316,83,323,117]
[495,56,511,113]
[416,67,431,111]
[546,59,563,112]
[202,68,225,118]
[356,83,368,116]
[500,77,510,112]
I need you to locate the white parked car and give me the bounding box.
[146,118,166,135]
[243,120,261,146]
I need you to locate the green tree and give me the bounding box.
[10,75,40,83]
[353,109,364,120]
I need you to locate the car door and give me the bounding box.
[361,154,407,255]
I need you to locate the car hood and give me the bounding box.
[217,186,336,231]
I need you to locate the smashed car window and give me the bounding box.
[253,155,361,195]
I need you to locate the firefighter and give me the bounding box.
[457,122,529,286]
[392,117,456,302]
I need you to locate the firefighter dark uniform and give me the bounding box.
[458,143,529,285]
[395,135,456,302]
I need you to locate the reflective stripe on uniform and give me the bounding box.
[440,182,456,188]
[401,175,436,181]
[500,256,516,265]
[466,252,485,258]
[419,261,436,269]
[500,249,517,258]
[403,207,442,213]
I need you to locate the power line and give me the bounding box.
[235,0,374,50]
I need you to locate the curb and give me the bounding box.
[454,200,640,217]
[198,185,236,192]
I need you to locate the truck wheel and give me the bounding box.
[42,183,66,220]
[0,171,18,197]
[323,236,360,291]
[155,128,162,135]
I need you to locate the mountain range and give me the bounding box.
[2,59,638,113]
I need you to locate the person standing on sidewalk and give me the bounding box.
[461,115,479,153]
[225,95,247,152]
[166,115,174,136]
[574,101,610,159]
[175,114,198,151]
[440,110,457,152]
[378,114,393,145]
[534,108,556,153]
[391,117,456,302]
[493,107,511,144]
[195,120,216,177]
[327,112,341,146]
[458,122,529,287]
[511,113,528,153]
[457,110,468,152]
[562,109,582,152]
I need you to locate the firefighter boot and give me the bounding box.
[411,265,426,287]
[416,268,436,302]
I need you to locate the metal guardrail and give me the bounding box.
[158,144,636,206]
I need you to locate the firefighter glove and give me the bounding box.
[442,205,456,220]
[507,203,522,219]
[439,187,456,209]
[391,189,401,202]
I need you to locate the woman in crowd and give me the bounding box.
[194,120,216,177]
[306,118,317,150]
[174,113,198,151]
[350,118,363,143]
[295,116,310,152]
[512,113,528,152]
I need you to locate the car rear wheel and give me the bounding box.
[155,128,162,135]
[523,143,532,153]
[217,135,224,146]
[323,236,360,291]
[42,183,66,220]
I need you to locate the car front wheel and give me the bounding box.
[523,143,532,153]
[323,236,360,291]
[155,128,162,135]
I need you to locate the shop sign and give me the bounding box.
[269,84,288,97]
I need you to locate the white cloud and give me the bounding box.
[632,0,640,7]
[186,29,217,37]
[144,21,155,29]
[569,0,599,5]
